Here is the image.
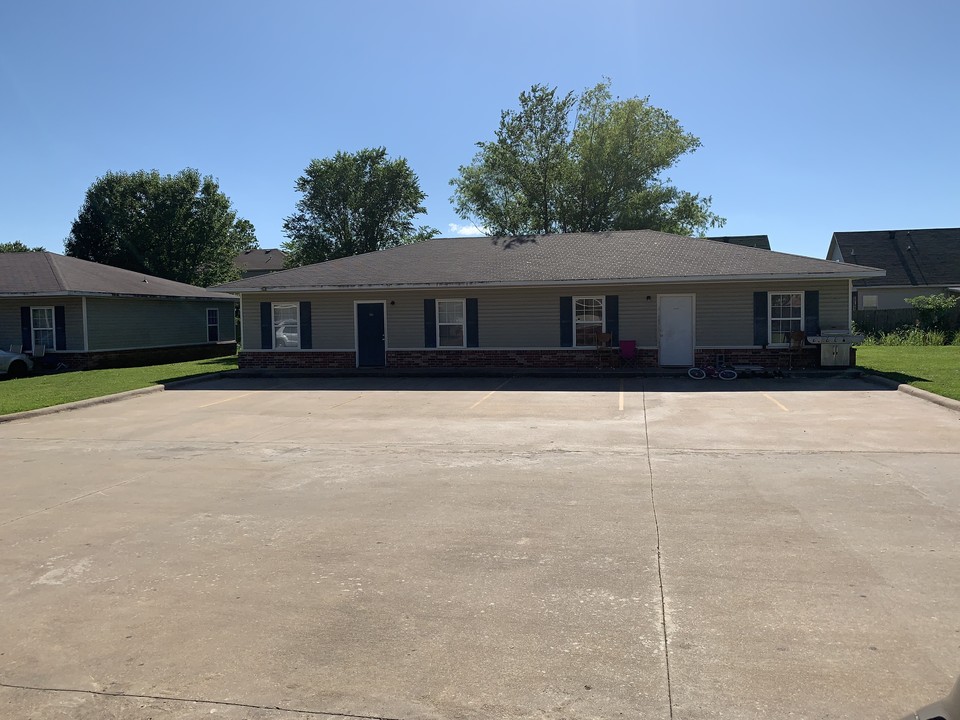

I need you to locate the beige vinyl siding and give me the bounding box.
[86,298,236,351]
[0,297,84,351]
[240,278,852,351]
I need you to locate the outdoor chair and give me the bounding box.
[31,344,45,359]
[780,330,807,371]
[594,332,616,368]
[618,339,638,369]
[9,344,22,354]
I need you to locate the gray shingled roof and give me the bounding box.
[234,248,287,274]
[0,252,238,300]
[213,230,882,292]
[831,228,960,288]
[706,234,771,250]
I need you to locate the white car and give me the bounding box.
[0,349,33,378]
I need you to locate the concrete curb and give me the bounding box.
[0,372,227,424]
[860,372,960,413]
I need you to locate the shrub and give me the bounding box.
[905,293,959,331]
[876,326,948,346]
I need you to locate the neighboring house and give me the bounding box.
[707,235,771,250]
[234,248,287,278]
[212,230,882,370]
[0,252,238,369]
[827,228,960,309]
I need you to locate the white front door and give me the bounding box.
[658,294,695,366]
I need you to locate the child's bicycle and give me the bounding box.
[687,360,738,380]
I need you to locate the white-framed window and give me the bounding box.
[436,299,465,347]
[574,296,604,346]
[31,306,55,350]
[272,302,299,349]
[862,294,878,309]
[207,308,220,342]
[769,292,803,346]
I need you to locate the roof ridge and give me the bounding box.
[44,252,69,292]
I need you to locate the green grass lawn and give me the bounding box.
[856,345,960,401]
[0,355,237,416]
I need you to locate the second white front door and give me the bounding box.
[658,294,695,366]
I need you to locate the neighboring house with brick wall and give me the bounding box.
[827,228,960,309]
[0,252,238,370]
[211,230,883,371]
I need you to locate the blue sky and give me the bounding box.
[2,0,957,259]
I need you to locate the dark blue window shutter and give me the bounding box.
[466,298,479,347]
[753,292,768,347]
[605,295,619,344]
[559,296,573,347]
[299,301,312,349]
[54,306,66,350]
[423,299,436,348]
[260,302,272,349]
[804,291,820,336]
[20,306,32,351]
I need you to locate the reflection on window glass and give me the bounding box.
[574,297,603,346]
[770,293,802,345]
[437,299,465,347]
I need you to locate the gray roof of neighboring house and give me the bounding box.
[706,234,771,250]
[234,248,287,275]
[830,228,960,288]
[0,252,238,300]
[213,230,883,292]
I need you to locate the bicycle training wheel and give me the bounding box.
[688,367,707,380]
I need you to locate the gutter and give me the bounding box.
[215,270,888,294]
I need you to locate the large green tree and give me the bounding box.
[0,241,44,252]
[65,169,257,286]
[451,80,725,237]
[282,147,437,267]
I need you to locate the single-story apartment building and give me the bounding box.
[827,228,960,309]
[0,252,238,369]
[212,230,884,370]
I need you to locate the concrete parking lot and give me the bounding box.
[0,376,957,719]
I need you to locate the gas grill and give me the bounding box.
[806,329,864,367]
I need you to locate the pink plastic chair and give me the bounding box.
[619,340,638,368]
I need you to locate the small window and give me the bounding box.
[272,302,299,349]
[769,292,803,345]
[436,299,465,347]
[574,296,604,346]
[861,294,878,309]
[207,308,220,342]
[31,307,55,350]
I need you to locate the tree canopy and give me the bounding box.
[282,147,437,267]
[0,241,44,252]
[64,169,257,286]
[451,80,725,237]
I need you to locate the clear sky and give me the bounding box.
[2,0,957,259]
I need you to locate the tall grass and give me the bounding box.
[857,326,952,346]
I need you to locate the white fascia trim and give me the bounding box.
[224,272,886,294]
[696,345,764,350]
[0,291,237,301]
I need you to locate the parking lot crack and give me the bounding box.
[640,378,674,720]
[0,473,147,529]
[0,680,405,720]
